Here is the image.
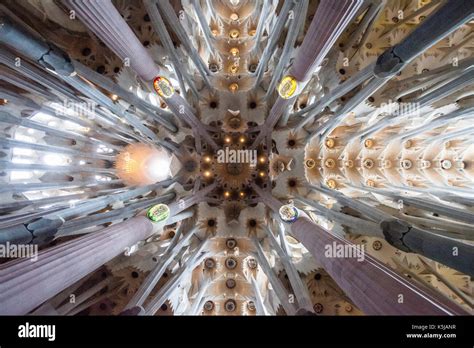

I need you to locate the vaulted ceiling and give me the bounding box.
[0,0,472,316]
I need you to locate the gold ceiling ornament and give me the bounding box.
[363,158,375,169]
[364,139,374,148]
[228,82,239,93]
[305,158,316,169]
[229,29,240,38]
[324,158,336,168]
[229,64,239,74]
[326,179,337,189]
[325,138,335,148]
[344,159,354,168]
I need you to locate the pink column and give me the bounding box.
[66,0,160,80]
[0,216,153,315]
[291,217,468,315]
[251,0,363,148]
[290,0,362,81]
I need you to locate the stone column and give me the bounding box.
[65,0,160,80]
[290,0,362,81]
[0,216,154,315]
[251,0,363,147]
[290,217,468,315]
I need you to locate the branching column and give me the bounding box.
[251,0,362,148]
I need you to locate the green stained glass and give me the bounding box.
[146,204,170,222]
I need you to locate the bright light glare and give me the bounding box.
[42,153,69,166]
[13,148,34,156]
[12,158,33,164]
[115,144,171,185]
[10,171,34,180]
[145,155,171,182]
[14,133,35,142]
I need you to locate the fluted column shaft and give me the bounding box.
[66,0,160,80]
[0,216,153,315]
[290,217,468,315]
[251,0,362,148]
[290,0,362,81]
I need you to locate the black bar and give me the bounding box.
[0,316,472,346]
